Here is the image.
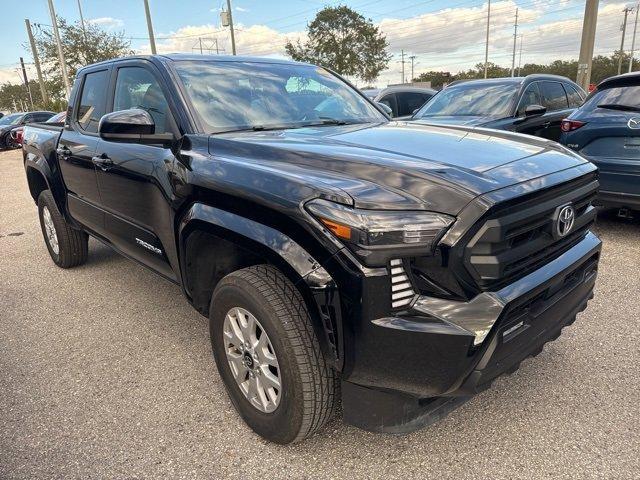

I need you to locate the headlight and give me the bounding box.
[306,199,454,266]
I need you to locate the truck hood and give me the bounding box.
[207,122,588,215]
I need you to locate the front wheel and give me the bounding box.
[209,265,337,444]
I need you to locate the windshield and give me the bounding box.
[0,113,23,126]
[583,85,640,111]
[415,82,517,118]
[174,61,385,133]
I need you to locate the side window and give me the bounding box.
[76,70,109,133]
[22,114,34,124]
[541,81,569,111]
[113,66,171,134]
[397,92,432,116]
[34,113,53,122]
[564,84,584,108]
[516,83,542,116]
[378,94,396,116]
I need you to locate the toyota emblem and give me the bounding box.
[556,205,575,237]
[628,117,640,129]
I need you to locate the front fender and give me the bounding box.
[178,202,344,369]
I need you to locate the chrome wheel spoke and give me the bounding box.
[227,351,249,381]
[42,207,59,255]
[223,306,281,413]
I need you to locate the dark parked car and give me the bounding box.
[411,75,586,141]
[11,111,66,148]
[560,72,640,212]
[23,54,600,444]
[0,110,55,149]
[375,85,437,119]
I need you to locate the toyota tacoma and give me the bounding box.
[22,54,601,444]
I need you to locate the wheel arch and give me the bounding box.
[178,203,344,370]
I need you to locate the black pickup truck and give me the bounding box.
[23,54,601,444]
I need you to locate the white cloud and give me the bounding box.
[131,1,634,88]
[236,6,249,12]
[88,17,124,29]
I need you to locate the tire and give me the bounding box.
[37,190,88,268]
[209,264,337,444]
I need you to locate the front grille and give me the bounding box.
[462,174,598,291]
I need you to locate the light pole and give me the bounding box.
[46,0,71,99]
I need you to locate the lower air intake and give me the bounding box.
[390,259,416,309]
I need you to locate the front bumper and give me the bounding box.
[341,231,601,432]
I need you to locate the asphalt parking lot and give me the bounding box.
[1,148,638,479]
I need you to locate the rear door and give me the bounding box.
[58,66,111,234]
[93,60,180,281]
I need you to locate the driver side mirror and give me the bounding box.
[524,104,547,118]
[376,102,393,117]
[98,108,174,145]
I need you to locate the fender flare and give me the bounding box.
[178,202,344,369]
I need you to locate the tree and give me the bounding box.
[27,18,134,103]
[285,6,390,83]
[0,79,65,111]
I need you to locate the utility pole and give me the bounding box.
[576,0,599,90]
[47,0,71,99]
[409,55,417,82]
[25,19,49,105]
[226,0,237,55]
[618,6,633,75]
[143,0,157,54]
[484,0,491,79]
[19,57,34,109]
[511,8,518,77]
[629,4,639,72]
[215,38,220,54]
[399,50,406,83]
[518,34,523,76]
[77,0,88,44]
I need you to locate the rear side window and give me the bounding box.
[76,70,109,133]
[541,81,569,111]
[517,82,542,116]
[564,84,584,108]
[396,92,432,116]
[582,85,640,111]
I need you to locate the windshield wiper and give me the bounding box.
[597,104,640,112]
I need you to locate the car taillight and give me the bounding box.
[16,129,23,145]
[561,119,585,132]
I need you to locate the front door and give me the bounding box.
[94,62,180,281]
[58,67,111,235]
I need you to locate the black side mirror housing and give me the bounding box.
[98,109,174,145]
[524,104,547,118]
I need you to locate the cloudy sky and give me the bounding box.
[0,0,635,87]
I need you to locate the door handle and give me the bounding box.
[542,122,551,128]
[92,153,114,171]
[56,146,71,158]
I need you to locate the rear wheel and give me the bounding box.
[37,190,88,268]
[209,265,337,444]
